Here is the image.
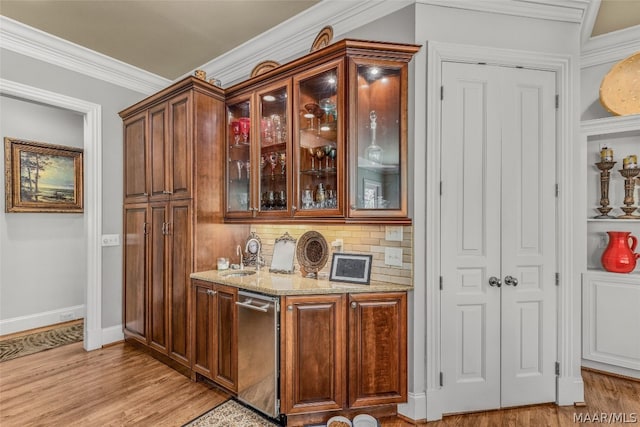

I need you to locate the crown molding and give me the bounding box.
[416,0,587,23]
[580,0,600,46]
[196,0,413,87]
[581,25,640,68]
[0,16,169,95]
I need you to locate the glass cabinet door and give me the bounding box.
[226,97,252,216]
[257,82,291,217]
[294,60,343,217]
[350,59,408,218]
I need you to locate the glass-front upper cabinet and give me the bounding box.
[294,59,343,217]
[256,82,291,218]
[226,97,252,217]
[349,58,409,219]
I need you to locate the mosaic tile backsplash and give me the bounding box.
[250,224,413,286]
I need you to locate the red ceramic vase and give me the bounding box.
[601,231,640,273]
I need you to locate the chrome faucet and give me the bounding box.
[236,245,244,270]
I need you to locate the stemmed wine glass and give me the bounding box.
[231,121,241,145]
[328,147,337,169]
[244,160,251,179]
[323,145,332,169]
[239,117,250,144]
[235,160,244,180]
[315,148,326,171]
[279,152,286,175]
[304,103,320,130]
[308,147,316,170]
[268,153,278,177]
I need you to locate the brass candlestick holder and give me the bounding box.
[595,161,616,218]
[618,167,640,219]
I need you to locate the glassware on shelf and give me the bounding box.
[302,189,314,209]
[329,147,337,169]
[364,110,383,164]
[231,121,241,145]
[235,160,244,180]
[315,148,326,170]
[304,103,319,130]
[279,152,286,175]
[308,147,316,170]
[268,153,278,177]
[261,117,274,145]
[239,117,250,144]
[323,145,332,169]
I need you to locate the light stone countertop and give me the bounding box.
[190,269,413,296]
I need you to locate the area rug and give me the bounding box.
[0,322,83,362]
[184,399,280,427]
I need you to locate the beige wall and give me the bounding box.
[251,224,413,285]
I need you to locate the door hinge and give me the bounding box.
[555,184,559,197]
[440,181,443,196]
[555,94,559,109]
[276,399,280,414]
[555,361,560,375]
[555,272,559,286]
[439,372,444,387]
[275,299,280,313]
[439,276,443,290]
[440,85,444,101]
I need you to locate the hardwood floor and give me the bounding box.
[1,341,638,426]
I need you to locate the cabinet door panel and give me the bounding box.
[149,103,168,199]
[192,283,213,377]
[169,201,192,366]
[348,292,407,407]
[149,203,168,353]
[123,204,148,341]
[282,294,346,413]
[123,113,148,202]
[170,94,192,198]
[214,285,237,391]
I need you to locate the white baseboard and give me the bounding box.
[398,391,427,422]
[582,359,640,380]
[0,305,85,336]
[101,324,124,347]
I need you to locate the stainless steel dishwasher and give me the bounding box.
[236,290,280,419]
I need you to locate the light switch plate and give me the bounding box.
[385,226,403,242]
[101,234,120,247]
[384,247,403,267]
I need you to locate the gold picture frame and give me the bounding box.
[4,137,84,213]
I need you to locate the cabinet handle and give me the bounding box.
[162,190,173,195]
[287,305,293,311]
[291,205,297,212]
[143,222,149,235]
[351,302,357,309]
[206,289,217,296]
[488,276,501,287]
[504,275,518,287]
[161,222,166,235]
[165,223,171,235]
[142,193,149,196]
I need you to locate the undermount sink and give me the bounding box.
[220,270,257,278]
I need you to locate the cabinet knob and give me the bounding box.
[504,275,519,287]
[206,289,217,296]
[291,205,297,212]
[287,305,293,311]
[351,301,357,309]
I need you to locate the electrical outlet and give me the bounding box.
[101,234,120,247]
[384,247,403,267]
[385,226,403,242]
[331,239,344,253]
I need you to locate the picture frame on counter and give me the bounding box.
[4,137,84,213]
[329,253,372,285]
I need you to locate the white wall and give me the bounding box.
[0,48,146,333]
[0,96,85,332]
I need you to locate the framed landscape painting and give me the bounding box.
[4,137,83,213]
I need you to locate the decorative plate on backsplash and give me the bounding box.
[296,231,329,277]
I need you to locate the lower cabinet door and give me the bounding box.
[213,284,237,391]
[348,292,407,408]
[281,294,347,414]
[192,282,214,378]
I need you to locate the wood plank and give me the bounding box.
[1,340,638,426]
[0,342,227,426]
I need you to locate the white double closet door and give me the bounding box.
[440,62,557,413]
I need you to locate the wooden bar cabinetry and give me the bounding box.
[120,77,247,370]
